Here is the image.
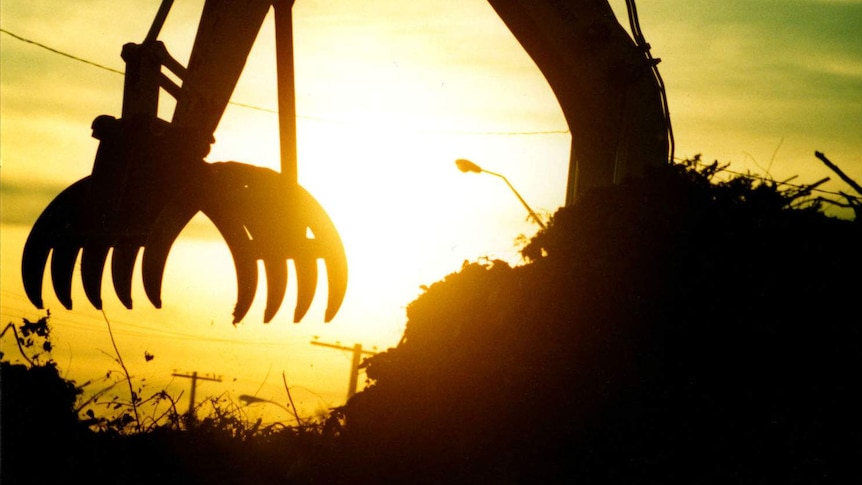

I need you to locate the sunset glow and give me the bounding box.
[2,0,860,422]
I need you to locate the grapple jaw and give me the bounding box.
[142,162,348,323]
[21,121,347,323]
[22,114,206,312]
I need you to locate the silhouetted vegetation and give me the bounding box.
[341,157,862,484]
[3,158,860,484]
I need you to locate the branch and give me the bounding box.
[815,151,862,195]
[282,371,304,426]
[0,322,35,367]
[101,310,142,431]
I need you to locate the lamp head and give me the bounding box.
[455,158,483,174]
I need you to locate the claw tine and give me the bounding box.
[310,214,347,323]
[50,242,80,310]
[22,222,54,309]
[323,249,348,323]
[293,256,318,323]
[301,190,347,322]
[22,177,90,309]
[112,242,140,309]
[199,205,259,324]
[229,247,258,324]
[142,197,200,309]
[21,245,49,308]
[198,162,258,325]
[81,243,111,309]
[263,258,287,323]
[216,222,257,323]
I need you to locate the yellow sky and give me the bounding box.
[2,0,860,420]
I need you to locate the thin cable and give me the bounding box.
[0,28,124,75]
[1,27,569,137]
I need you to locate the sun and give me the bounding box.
[105,0,567,344]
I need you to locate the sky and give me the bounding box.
[1,0,860,422]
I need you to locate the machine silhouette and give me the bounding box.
[22,0,670,323]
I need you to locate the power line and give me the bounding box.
[0,290,310,348]
[0,28,123,75]
[8,27,850,201]
[0,27,569,137]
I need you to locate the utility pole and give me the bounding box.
[310,340,377,401]
[172,371,222,420]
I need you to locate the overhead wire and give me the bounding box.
[0,27,569,137]
[1,289,310,348]
[0,27,124,75]
[1,25,854,200]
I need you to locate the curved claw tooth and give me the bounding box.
[263,258,287,323]
[322,248,348,323]
[203,209,259,324]
[205,215,258,324]
[198,163,267,322]
[22,217,57,309]
[292,256,318,323]
[248,177,347,323]
[299,188,348,322]
[312,225,348,323]
[227,239,259,324]
[112,242,140,309]
[22,178,90,309]
[197,183,259,322]
[262,258,287,323]
[50,242,80,310]
[142,193,200,309]
[21,240,49,309]
[81,242,111,309]
[145,171,261,323]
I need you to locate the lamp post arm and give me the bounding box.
[483,170,547,229]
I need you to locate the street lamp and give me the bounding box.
[455,159,546,229]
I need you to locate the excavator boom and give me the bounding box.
[488,0,671,203]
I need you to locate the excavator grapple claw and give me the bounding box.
[22,153,346,324]
[20,0,672,327]
[22,0,350,324]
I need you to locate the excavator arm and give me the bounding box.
[488,0,672,203]
[21,0,669,324]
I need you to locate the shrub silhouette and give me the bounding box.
[1,319,333,485]
[2,159,859,484]
[1,316,93,484]
[341,159,862,484]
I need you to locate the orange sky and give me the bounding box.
[2,0,860,421]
